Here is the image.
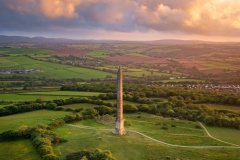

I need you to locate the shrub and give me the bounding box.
[82,109,98,119]
[123,104,138,113]
[42,154,60,160]
[94,106,113,115]
[66,149,116,160]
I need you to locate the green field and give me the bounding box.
[0,91,103,102]
[0,140,40,160]
[53,113,240,160]
[87,51,110,58]
[0,55,114,79]
[0,93,71,102]
[20,91,103,97]
[0,47,49,56]
[0,110,69,132]
[206,126,240,145]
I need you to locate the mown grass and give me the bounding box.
[0,140,40,160]
[0,55,114,79]
[0,110,69,132]
[53,113,240,160]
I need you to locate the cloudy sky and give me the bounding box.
[0,0,240,41]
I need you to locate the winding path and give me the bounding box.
[198,122,240,147]
[68,124,240,149]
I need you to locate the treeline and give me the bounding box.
[0,97,114,116]
[61,83,240,106]
[61,83,116,93]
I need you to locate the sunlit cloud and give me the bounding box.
[0,0,240,40]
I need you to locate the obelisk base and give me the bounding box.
[113,121,126,135]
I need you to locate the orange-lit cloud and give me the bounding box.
[185,0,240,35]
[1,0,240,39]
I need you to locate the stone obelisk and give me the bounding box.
[115,66,126,135]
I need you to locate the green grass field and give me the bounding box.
[87,51,111,58]
[0,55,114,79]
[53,113,240,160]
[0,91,103,102]
[0,110,69,132]
[0,93,71,102]
[0,47,49,56]
[0,140,40,160]
[20,91,103,96]
[206,126,240,145]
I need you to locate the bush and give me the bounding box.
[49,119,65,129]
[123,104,138,113]
[42,154,60,160]
[39,145,54,155]
[66,149,116,160]
[64,114,83,123]
[82,109,98,119]
[94,106,113,115]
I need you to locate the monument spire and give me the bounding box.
[115,65,126,135]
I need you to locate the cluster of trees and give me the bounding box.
[121,100,240,129]
[31,126,64,160]
[66,149,116,160]
[0,101,59,116]
[62,83,240,106]
[0,97,114,116]
[61,83,116,93]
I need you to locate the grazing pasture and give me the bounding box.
[20,91,103,97]
[0,140,40,160]
[87,51,110,58]
[0,55,114,80]
[0,93,72,102]
[0,110,69,132]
